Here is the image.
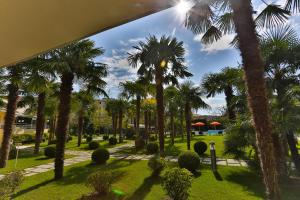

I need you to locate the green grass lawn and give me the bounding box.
[0,150,73,175]
[12,159,299,200]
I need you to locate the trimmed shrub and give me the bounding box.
[0,171,24,199]
[86,136,93,143]
[91,148,110,164]
[162,168,193,200]
[86,171,114,195]
[108,137,117,145]
[178,151,200,173]
[135,136,145,150]
[12,134,35,144]
[149,135,156,142]
[67,135,73,142]
[148,156,166,176]
[88,141,100,150]
[103,135,109,141]
[146,143,159,154]
[44,145,56,158]
[48,140,56,145]
[193,141,208,156]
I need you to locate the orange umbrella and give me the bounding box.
[210,121,221,126]
[192,122,205,127]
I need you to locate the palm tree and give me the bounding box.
[141,98,156,143]
[201,67,242,120]
[74,65,107,147]
[183,1,300,197]
[115,99,129,143]
[179,81,209,150]
[119,78,149,136]
[106,99,119,137]
[261,25,300,175]
[0,64,26,168]
[48,39,106,179]
[128,35,192,156]
[164,86,179,145]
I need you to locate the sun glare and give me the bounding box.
[175,0,192,16]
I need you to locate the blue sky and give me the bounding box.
[88,0,300,115]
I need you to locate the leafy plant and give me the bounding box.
[178,151,200,173]
[108,137,117,145]
[91,148,110,164]
[193,141,208,156]
[88,141,100,150]
[146,143,159,154]
[0,171,24,200]
[148,156,166,177]
[44,145,56,158]
[162,167,193,200]
[86,171,114,195]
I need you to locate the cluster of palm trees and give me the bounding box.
[0,39,108,180]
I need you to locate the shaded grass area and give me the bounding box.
[13,159,300,200]
[0,150,73,174]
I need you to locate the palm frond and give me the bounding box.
[255,4,290,28]
[216,12,235,34]
[201,26,222,44]
[285,0,300,13]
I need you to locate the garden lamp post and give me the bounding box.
[209,142,217,172]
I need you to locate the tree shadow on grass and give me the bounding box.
[12,179,54,198]
[127,176,162,200]
[224,169,265,199]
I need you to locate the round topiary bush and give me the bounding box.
[193,141,208,156]
[86,136,93,143]
[148,156,166,176]
[178,151,200,173]
[162,167,193,200]
[103,135,109,141]
[135,136,145,150]
[91,148,110,164]
[149,135,157,142]
[44,145,56,158]
[108,137,117,145]
[88,141,100,150]
[146,143,159,154]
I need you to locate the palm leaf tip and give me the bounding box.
[201,26,222,44]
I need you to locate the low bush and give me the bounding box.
[149,135,156,142]
[193,141,208,156]
[91,148,110,164]
[103,135,109,141]
[162,168,193,200]
[108,137,117,145]
[88,141,100,150]
[148,156,166,177]
[146,143,159,154]
[44,145,56,158]
[12,134,35,144]
[86,171,114,196]
[86,136,93,143]
[0,171,24,199]
[135,136,145,150]
[178,151,200,173]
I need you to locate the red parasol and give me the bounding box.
[210,121,221,126]
[192,122,205,127]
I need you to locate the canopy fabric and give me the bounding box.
[192,122,205,127]
[210,121,221,126]
[0,0,171,67]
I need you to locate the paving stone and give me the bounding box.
[217,160,227,166]
[228,163,241,167]
[30,168,51,173]
[38,164,54,169]
[227,159,240,164]
[240,161,248,167]
[25,172,38,177]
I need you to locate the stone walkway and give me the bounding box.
[2,143,296,180]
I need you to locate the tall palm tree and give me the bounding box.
[184,0,300,197]
[105,99,119,137]
[201,67,242,120]
[164,86,179,145]
[179,81,209,150]
[74,65,107,147]
[119,78,149,136]
[115,99,129,143]
[48,39,106,179]
[128,35,192,156]
[0,64,26,168]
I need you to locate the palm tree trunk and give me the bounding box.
[34,92,46,154]
[272,133,288,181]
[148,111,151,134]
[114,114,118,137]
[185,102,191,150]
[144,111,148,143]
[230,1,280,199]
[224,86,236,120]
[154,114,158,140]
[287,130,300,172]
[155,67,165,156]
[77,107,84,147]
[180,108,184,140]
[54,72,74,180]
[170,112,175,145]
[48,115,56,144]
[118,110,123,143]
[136,95,141,136]
[0,84,19,168]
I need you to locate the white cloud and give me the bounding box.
[194,34,235,53]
